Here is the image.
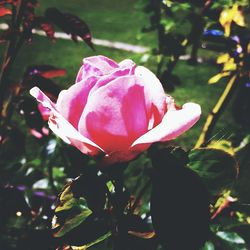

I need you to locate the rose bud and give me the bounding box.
[30,55,201,165]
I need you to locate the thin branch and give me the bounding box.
[195,74,238,148]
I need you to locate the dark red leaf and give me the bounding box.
[24,65,66,79]
[34,16,55,41]
[26,0,38,8]
[41,69,66,79]
[45,8,70,32]
[22,0,38,42]
[0,6,12,17]
[16,96,44,131]
[22,74,61,101]
[63,13,93,48]
[45,8,94,50]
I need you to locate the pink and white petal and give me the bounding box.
[131,102,201,148]
[30,86,57,111]
[76,55,119,82]
[48,114,102,156]
[118,59,136,74]
[88,62,137,96]
[56,76,99,128]
[165,95,178,111]
[30,87,104,156]
[38,103,51,121]
[135,66,166,127]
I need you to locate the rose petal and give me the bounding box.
[38,103,51,121]
[30,87,104,156]
[118,59,136,74]
[78,76,149,153]
[76,55,119,82]
[56,76,99,128]
[88,60,136,96]
[131,101,201,148]
[135,66,166,128]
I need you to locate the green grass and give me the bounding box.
[37,0,157,46]
[9,35,142,84]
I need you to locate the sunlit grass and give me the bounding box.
[37,0,156,46]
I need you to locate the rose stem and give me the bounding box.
[107,166,127,250]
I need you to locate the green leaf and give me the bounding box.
[202,241,215,250]
[61,232,111,250]
[106,181,114,192]
[217,231,245,244]
[188,148,239,194]
[55,182,78,213]
[59,211,112,247]
[52,180,92,238]
[53,175,110,247]
[85,231,111,248]
[54,209,92,237]
[128,231,155,239]
[53,167,66,178]
[32,178,49,190]
[235,134,250,152]
[208,72,230,84]
[207,140,235,156]
[161,18,175,32]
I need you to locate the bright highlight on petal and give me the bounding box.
[131,102,201,147]
[30,87,104,156]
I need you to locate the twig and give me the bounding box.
[195,74,238,148]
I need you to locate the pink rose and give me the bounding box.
[30,55,201,165]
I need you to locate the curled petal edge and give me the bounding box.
[30,87,104,156]
[131,101,201,148]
